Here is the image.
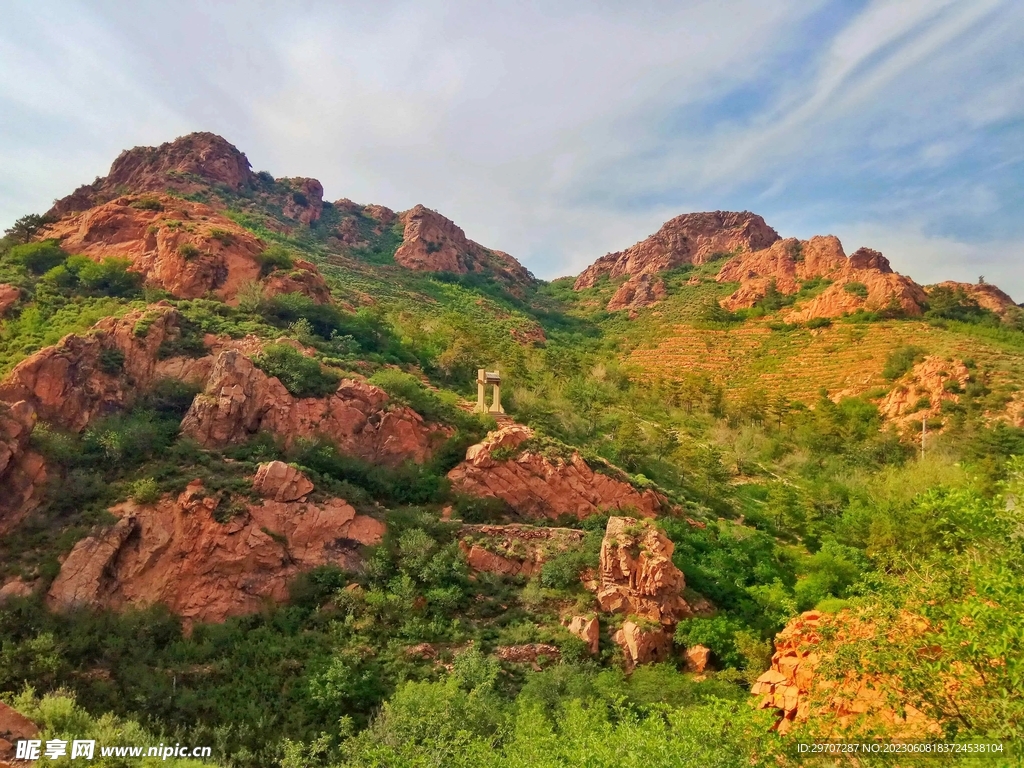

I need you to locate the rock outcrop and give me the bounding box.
[181,350,445,465]
[0,284,20,316]
[394,205,534,289]
[458,524,586,578]
[607,273,667,312]
[0,306,195,431]
[253,461,315,502]
[929,281,1018,315]
[878,356,971,428]
[496,644,561,668]
[47,479,384,625]
[717,236,928,320]
[39,196,329,303]
[564,615,600,655]
[0,400,45,536]
[0,700,39,765]
[684,644,711,673]
[574,211,780,309]
[279,178,325,225]
[447,425,665,520]
[613,619,674,668]
[49,132,254,217]
[596,517,691,626]
[751,610,939,737]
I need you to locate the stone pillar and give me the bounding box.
[476,369,487,413]
[490,382,504,414]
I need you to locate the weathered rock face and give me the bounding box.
[47,479,384,625]
[717,235,928,320]
[684,644,711,673]
[929,281,1018,315]
[496,644,561,668]
[0,700,39,765]
[181,350,446,465]
[565,615,600,655]
[279,178,325,225]
[574,211,780,306]
[253,461,315,502]
[447,425,665,520]
[607,273,667,312]
[0,400,45,536]
[596,517,691,626]
[878,356,971,428]
[458,523,586,578]
[262,258,333,304]
[40,196,329,303]
[394,205,534,289]
[751,610,939,737]
[0,284,20,316]
[613,619,673,668]
[0,306,194,431]
[50,132,254,217]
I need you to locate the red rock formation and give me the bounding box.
[929,281,1018,315]
[751,610,940,737]
[39,196,329,303]
[253,461,315,502]
[564,615,600,655]
[49,132,254,217]
[394,205,533,289]
[0,306,195,431]
[280,178,325,225]
[613,619,673,668]
[684,644,711,673]
[574,211,780,307]
[0,400,46,536]
[458,523,585,577]
[0,701,39,766]
[596,516,692,626]
[607,273,667,312]
[0,284,19,316]
[46,479,384,625]
[447,425,666,520]
[878,356,970,429]
[180,350,446,465]
[262,258,333,304]
[0,578,35,603]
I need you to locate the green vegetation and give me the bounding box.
[882,344,926,379]
[843,281,869,299]
[255,343,341,397]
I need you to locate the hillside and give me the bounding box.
[1,133,1022,767]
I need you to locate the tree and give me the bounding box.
[3,213,48,245]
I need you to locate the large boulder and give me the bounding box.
[0,400,45,536]
[47,479,384,626]
[613,619,673,668]
[253,461,315,502]
[0,284,20,316]
[564,615,600,655]
[447,426,665,520]
[0,700,39,765]
[180,350,447,465]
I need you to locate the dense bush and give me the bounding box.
[255,343,341,397]
[882,344,926,379]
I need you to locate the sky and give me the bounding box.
[1,0,1022,297]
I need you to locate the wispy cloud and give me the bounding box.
[0,0,1021,296]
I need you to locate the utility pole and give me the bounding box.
[921,417,926,461]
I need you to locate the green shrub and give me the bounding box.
[177,242,201,260]
[130,197,164,211]
[129,477,161,504]
[208,227,234,245]
[256,244,295,276]
[674,616,743,667]
[7,240,67,274]
[882,344,926,380]
[804,316,832,329]
[98,347,125,375]
[843,281,869,299]
[255,343,341,397]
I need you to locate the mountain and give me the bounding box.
[0,132,1021,766]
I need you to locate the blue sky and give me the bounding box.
[1,0,1022,297]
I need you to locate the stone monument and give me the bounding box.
[475,369,504,414]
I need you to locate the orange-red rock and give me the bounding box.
[596,517,692,626]
[878,356,971,429]
[929,281,1018,315]
[565,615,600,655]
[447,426,665,520]
[0,400,45,536]
[613,619,673,668]
[253,461,315,502]
[40,196,328,303]
[394,204,533,290]
[458,523,585,578]
[181,350,446,465]
[46,480,384,625]
[574,211,780,308]
[50,132,254,217]
[751,610,940,737]
[0,284,19,316]
[280,178,324,225]
[0,701,38,764]
[0,578,34,603]
[685,644,711,673]
[496,644,561,667]
[607,273,667,312]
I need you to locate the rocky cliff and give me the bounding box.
[458,523,585,578]
[574,211,780,310]
[447,425,665,520]
[928,281,1019,314]
[181,350,446,465]
[47,472,383,626]
[39,195,330,303]
[751,610,940,737]
[877,356,971,429]
[0,400,45,536]
[394,204,533,289]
